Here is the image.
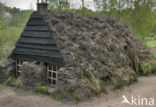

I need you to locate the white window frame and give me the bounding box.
[16,59,24,77]
[47,64,58,86]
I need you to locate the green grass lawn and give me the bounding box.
[146,40,156,48]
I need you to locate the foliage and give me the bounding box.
[36,86,49,94]
[100,80,106,87]
[150,53,156,60]
[48,0,69,12]
[150,62,156,73]
[146,40,156,48]
[4,77,16,85]
[72,94,81,101]
[52,95,64,102]
[140,62,151,76]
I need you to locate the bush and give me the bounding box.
[140,62,151,76]
[72,94,81,101]
[36,86,49,94]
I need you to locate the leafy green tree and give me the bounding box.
[48,0,69,12]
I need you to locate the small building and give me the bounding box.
[6,0,151,100]
[10,1,65,86]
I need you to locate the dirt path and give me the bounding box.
[0,75,156,107]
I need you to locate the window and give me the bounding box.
[47,64,59,85]
[16,60,24,77]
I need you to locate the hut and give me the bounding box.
[7,0,151,100]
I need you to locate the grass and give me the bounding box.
[36,86,49,94]
[0,84,4,92]
[0,27,22,59]
[146,40,156,48]
[4,77,16,85]
[72,94,81,101]
[52,95,64,102]
[100,80,106,87]
[0,57,5,61]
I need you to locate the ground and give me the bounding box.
[0,75,156,107]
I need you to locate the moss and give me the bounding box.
[140,62,151,76]
[52,95,64,102]
[72,94,81,101]
[4,77,16,85]
[100,80,106,87]
[36,86,49,94]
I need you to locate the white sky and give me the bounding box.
[0,0,95,10]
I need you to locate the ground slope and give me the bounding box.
[0,75,156,107]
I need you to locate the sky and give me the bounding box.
[0,0,95,10]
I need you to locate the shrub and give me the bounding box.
[52,95,64,102]
[140,62,151,76]
[36,86,49,94]
[72,94,81,101]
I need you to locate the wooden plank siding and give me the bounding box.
[10,11,66,66]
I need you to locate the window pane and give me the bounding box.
[48,78,51,83]
[53,72,57,78]
[52,79,56,85]
[48,71,52,77]
[58,66,60,70]
[17,66,19,70]
[48,65,52,70]
[20,60,24,65]
[17,60,20,64]
[17,72,20,77]
[53,65,57,71]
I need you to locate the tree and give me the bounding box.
[48,0,69,11]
